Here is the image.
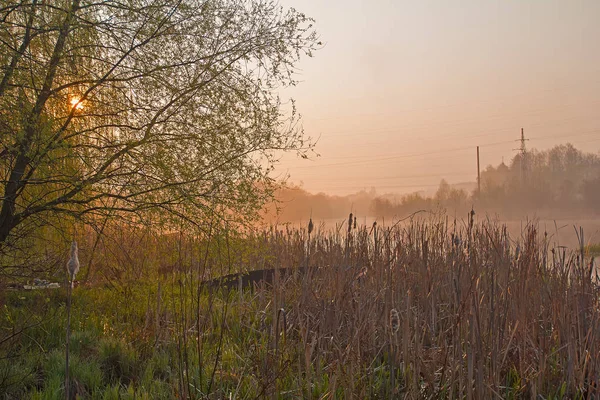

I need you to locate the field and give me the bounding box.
[1,215,599,398]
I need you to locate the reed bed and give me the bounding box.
[216,215,599,398]
[2,215,599,398]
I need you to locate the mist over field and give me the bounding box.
[265,143,600,227]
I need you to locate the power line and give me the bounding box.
[513,128,529,184]
[282,129,600,195]
[292,171,475,183]
[299,182,462,191]
[283,128,600,170]
[286,141,512,170]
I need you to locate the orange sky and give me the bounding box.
[274,0,600,195]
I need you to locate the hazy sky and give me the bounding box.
[273,0,600,195]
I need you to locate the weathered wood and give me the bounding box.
[202,267,308,291]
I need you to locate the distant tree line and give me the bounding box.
[478,143,600,215]
[373,143,600,218]
[271,143,600,222]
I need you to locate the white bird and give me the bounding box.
[66,241,80,288]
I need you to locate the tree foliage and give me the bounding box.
[0,0,318,248]
[479,143,600,213]
[355,143,600,219]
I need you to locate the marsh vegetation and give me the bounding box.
[2,215,599,398]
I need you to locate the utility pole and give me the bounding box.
[476,146,481,196]
[513,128,529,184]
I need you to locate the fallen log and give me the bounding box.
[201,266,307,291]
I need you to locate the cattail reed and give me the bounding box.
[66,241,80,288]
[348,213,353,234]
[65,240,79,400]
[390,308,400,334]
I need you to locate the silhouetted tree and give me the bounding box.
[0,1,318,251]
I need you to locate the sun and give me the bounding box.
[69,97,84,110]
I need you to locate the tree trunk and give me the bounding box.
[0,153,28,243]
[0,0,80,244]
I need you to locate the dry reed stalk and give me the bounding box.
[158,216,600,397]
[389,308,400,396]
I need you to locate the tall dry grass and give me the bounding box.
[233,214,600,398]
[21,213,595,398]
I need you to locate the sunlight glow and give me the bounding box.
[70,97,84,110]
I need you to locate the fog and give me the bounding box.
[263,142,600,246]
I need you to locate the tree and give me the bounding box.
[582,176,600,213]
[0,1,318,249]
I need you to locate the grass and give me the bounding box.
[586,243,600,257]
[1,214,599,398]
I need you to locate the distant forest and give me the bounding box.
[264,143,600,222]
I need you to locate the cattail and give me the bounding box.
[66,241,80,288]
[370,220,377,235]
[348,213,353,234]
[353,216,357,230]
[390,308,400,334]
[65,240,80,395]
[308,218,314,235]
